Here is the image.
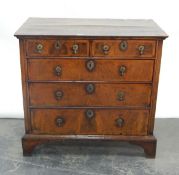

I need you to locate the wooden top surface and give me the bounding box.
[14,18,168,38]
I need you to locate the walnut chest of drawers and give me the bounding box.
[15,18,167,157]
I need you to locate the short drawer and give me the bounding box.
[26,39,89,57]
[29,83,151,107]
[28,59,154,82]
[31,109,149,136]
[92,40,156,58]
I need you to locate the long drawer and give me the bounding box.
[31,109,149,135]
[28,59,154,82]
[29,83,151,107]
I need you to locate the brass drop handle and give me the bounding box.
[119,65,127,76]
[102,44,110,55]
[85,109,95,119]
[55,41,61,49]
[56,117,65,127]
[55,90,63,100]
[86,83,95,94]
[86,60,95,72]
[72,44,79,54]
[138,45,145,55]
[54,65,62,76]
[116,118,124,127]
[36,43,43,53]
[117,92,125,101]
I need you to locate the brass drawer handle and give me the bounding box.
[72,44,79,54]
[138,45,145,55]
[55,90,63,100]
[36,43,43,53]
[117,92,125,101]
[119,65,127,76]
[54,65,62,76]
[85,109,95,119]
[56,117,65,127]
[86,60,95,72]
[102,44,110,55]
[115,117,124,127]
[119,41,128,51]
[55,41,61,49]
[86,83,95,94]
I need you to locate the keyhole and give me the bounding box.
[86,83,95,94]
[120,41,128,51]
[89,63,92,68]
[86,109,95,119]
[86,60,95,72]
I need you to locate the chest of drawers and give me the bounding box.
[15,18,167,157]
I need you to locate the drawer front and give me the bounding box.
[29,83,151,107]
[92,40,156,58]
[31,109,149,135]
[28,59,154,82]
[26,39,89,57]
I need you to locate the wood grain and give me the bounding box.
[15,18,167,157]
[19,39,31,133]
[148,40,163,134]
[26,39,89,57]
[29,83,152,107]
[92,40,156,57]
[30,109,149,135]
[14,18,168,38]
[28,59,154,82]
[22,134,156,157]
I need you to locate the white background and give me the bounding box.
[0,0,178,118]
